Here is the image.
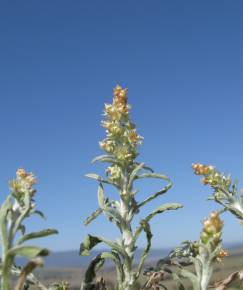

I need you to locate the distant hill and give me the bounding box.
[17,242,243,268]
[42,248,171,268]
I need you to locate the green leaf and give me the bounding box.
[140,163,154,173]
[100,251,120,263]
[135,172,171,181]
[84,199,123,227]
[98,183,105,208]
[0,196,12,222]
[0,196,12,254]
[227,205,243,220]
[138,182,173,208]
[97,184,123,225]
[85,173,103,181]
[85,173,115,186]
[17,229,58,245]
[105,206,123,226]
[128,163,145,189]
[85,184,123,227]
[136,173,173,208]
[180,269,199,290]
[144,203,183,223]
[80,234,128,259]
[91,154,117,164]
[82,254,104,286]
[7,246,49,259]
[100,251,123,283]
[84,207,103,226]
[82,251,123,290]
[80,235,102,256]
[19,225,26,235]
[33,210,46,220]
[136,220,153,278]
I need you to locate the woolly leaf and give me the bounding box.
[91,155,117,164]
[84,207,103,226]
[136,220,152,278]
[128,162,144,189]
[145,203,183,223]
[80,234,128,259]
[98,183,105,208]
[7,246,49,259]
[135,172,170,181]
[33,210,46,220]
[85,174,115,187]
[80,235,102,256]
[82,254,104,286]
[136,173,173,208]
[85,173,103,182]
[138,183,173,208]
[17,229,58,245]
[0,196,12,223]
[180,269,199,290]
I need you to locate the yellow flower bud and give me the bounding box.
[16,168,27,178]
[113,85,122,97]
[200,232,209,244]
[25,173,37,186]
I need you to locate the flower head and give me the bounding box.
[106,164,122,184]
[216,248,229,263]
[192,163,231,188]
[200,212,223,247]
[9,168,37,199]
[16,168,28,178]
[100,85,143,165]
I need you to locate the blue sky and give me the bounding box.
[0,0,243,252]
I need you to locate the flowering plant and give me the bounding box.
[192,163,243,220]
[144,211,227,290]
[80,85,182,290]
[0,169,69,290]
[148,164,243,290]
[2,87,243,290]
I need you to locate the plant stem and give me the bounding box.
[0,211,10,290]
[119,170,138,290]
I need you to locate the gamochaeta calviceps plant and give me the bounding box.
[0,169,69,290]
[80,85,183,290]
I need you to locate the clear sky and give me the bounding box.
[0,0,243,252]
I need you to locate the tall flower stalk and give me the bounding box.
[80,85,182,290]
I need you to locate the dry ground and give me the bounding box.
[23,250,243,290]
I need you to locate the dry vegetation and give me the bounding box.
[25,248,243,290]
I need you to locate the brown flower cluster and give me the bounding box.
[216,248,229,263]
[192,163,213,176]
[192,163,231,187]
